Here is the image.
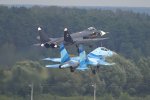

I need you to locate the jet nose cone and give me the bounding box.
[109,51,116,56]
[64,28,68,31]
[38,27,42,31]
[110,52,113,56]
[113,51,117,55]
[107,51,113,57]
[100,31,106,36]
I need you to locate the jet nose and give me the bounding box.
[109,51,117,56]
[113,51,117,55]
[107,51,114,57]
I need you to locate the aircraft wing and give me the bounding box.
[43,57,79,63]
[33,43,41,46]
[45,62,78,69]
[71,57,80,61]
[76,67,89,71]
[98,60,115,66]
[45,64,60,68]
[74,38,108,44]
[43,58,61,62]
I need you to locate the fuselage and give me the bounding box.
[39,27,102,48]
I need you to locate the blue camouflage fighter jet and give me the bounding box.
[43,43,115,73]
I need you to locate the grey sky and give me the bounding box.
[0,0,150,7]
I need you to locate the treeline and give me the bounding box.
[0,6,150,65]
[0,5,150,99]
[0,55,150,99]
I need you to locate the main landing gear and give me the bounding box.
[90,66,101,75]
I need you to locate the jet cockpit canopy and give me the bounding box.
[100,47,109,51]
[87,27,96,31]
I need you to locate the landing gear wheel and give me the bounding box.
[70,67,75,72]
[89,45,93,48]
[96,66,100,72]
[92,69,96,75]
[76,45,79,54]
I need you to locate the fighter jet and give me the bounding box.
[44,43,87,72]
[78,45,115,74]
[34,27,108,48]
[43,43,115,73]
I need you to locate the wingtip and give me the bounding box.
[38,27,42,31]
[45,65,50,67]
[42,58,51,61]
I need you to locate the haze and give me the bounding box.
[0,0,150,7]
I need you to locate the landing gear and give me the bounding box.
[92,69,96,75]
[89,45,93,48]
[96,66,100,72]
[70,67,75,72]
[90,67,96,75]
[76,45,79,54]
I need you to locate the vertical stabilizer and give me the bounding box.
[78,45,88,69]
[60,43,70,63]
[38,27,50,43]
[64,28,74,43]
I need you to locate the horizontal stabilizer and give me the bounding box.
[43,58,61,62]
[43,57,79,63]
[45,64,60,68]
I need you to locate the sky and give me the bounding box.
[0,0,150,7]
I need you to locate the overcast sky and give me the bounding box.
[0,0,150,7]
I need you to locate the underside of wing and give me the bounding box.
[99,60,115,66]
[76,67,89,71]
[33,43,41,46]
[74,38,108,44]
[43,58,61,63]
[45,64,60,68]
